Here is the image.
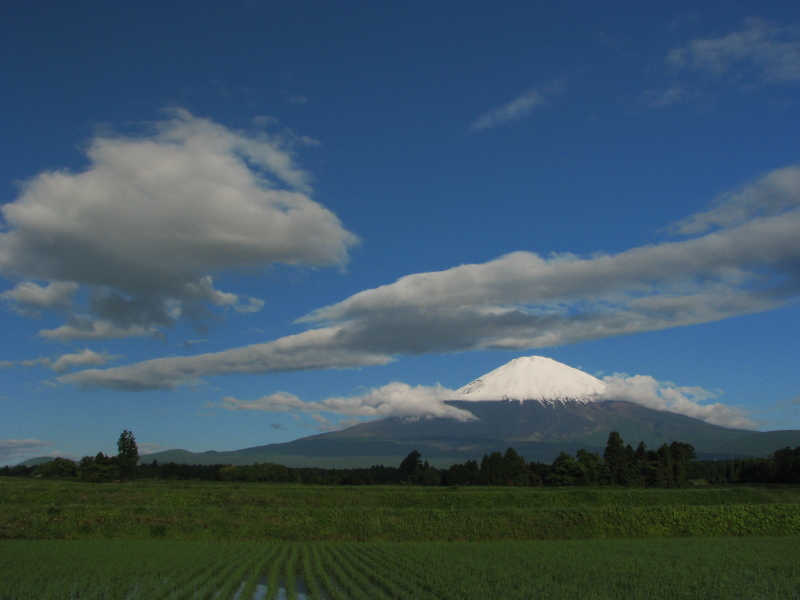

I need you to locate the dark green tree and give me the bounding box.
[116,430,139,479]
[443,459,480,485]
[399,450,423,483]
[576,449,602,485]
[653,443,674,487]
[33,457,77,478]
[79,452,120,482]
[774,446,800,482]
[503,447,529,486]
[603,431,632,485]
[546,451,583,486]
[669,441,696,487]
[479,452,506,485]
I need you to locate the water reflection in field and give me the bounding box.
[231,577,312,600]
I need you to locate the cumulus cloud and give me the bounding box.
[467,80,566,133]
[59,163,800,391]
[0,109,358,339]
[600,374,756,429]
[220,382,476,426]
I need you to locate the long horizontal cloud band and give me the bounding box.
[59,164,800,392]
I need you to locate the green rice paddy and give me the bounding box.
[2,479,799,598]
[2,538,799,599]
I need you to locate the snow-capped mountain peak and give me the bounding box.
[457,356,605,403]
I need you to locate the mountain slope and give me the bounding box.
[143,399,762,467]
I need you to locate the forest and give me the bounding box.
[3,429,800,488]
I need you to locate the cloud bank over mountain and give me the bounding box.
[216,357,754,430]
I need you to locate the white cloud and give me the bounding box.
[0,109,358,338]
[59,163,800,391]
[1,281,78,317]
[0,357,50,370]
[468,81,566,133]
[51,349,119,373]
[38,317,160,341]
[1,349,117,373]
[220,382,476,424]
[671,164,800,235]
[646,18,800,107]
[60,327,393,390]
[668,18,800,84]
[600,374,756,429]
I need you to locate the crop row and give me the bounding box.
[2,537,799,599]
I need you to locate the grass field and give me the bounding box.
[2,479,800,599]
[2,479,800,541]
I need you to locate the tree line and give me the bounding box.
[3,429,800,487]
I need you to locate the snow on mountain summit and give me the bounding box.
[457,356,606,403]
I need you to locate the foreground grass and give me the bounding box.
[2,479,800,541]
[2,537,799,600]
[3,481,799,599]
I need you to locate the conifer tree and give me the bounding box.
[116,430,139,479]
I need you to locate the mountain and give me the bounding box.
[457,355,605,402]
[143,356,800,468]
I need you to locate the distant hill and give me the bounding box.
[15,456,57,467]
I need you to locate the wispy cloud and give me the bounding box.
[0,110,358,340]
[59,163,800,394]
[0,357,50,370]
[467,80,566,134]
[671,164,800,234]
[645,18,800,107]
[668,17,800,84]
[1,349,119,373]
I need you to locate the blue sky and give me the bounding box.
[2,1,800,465]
